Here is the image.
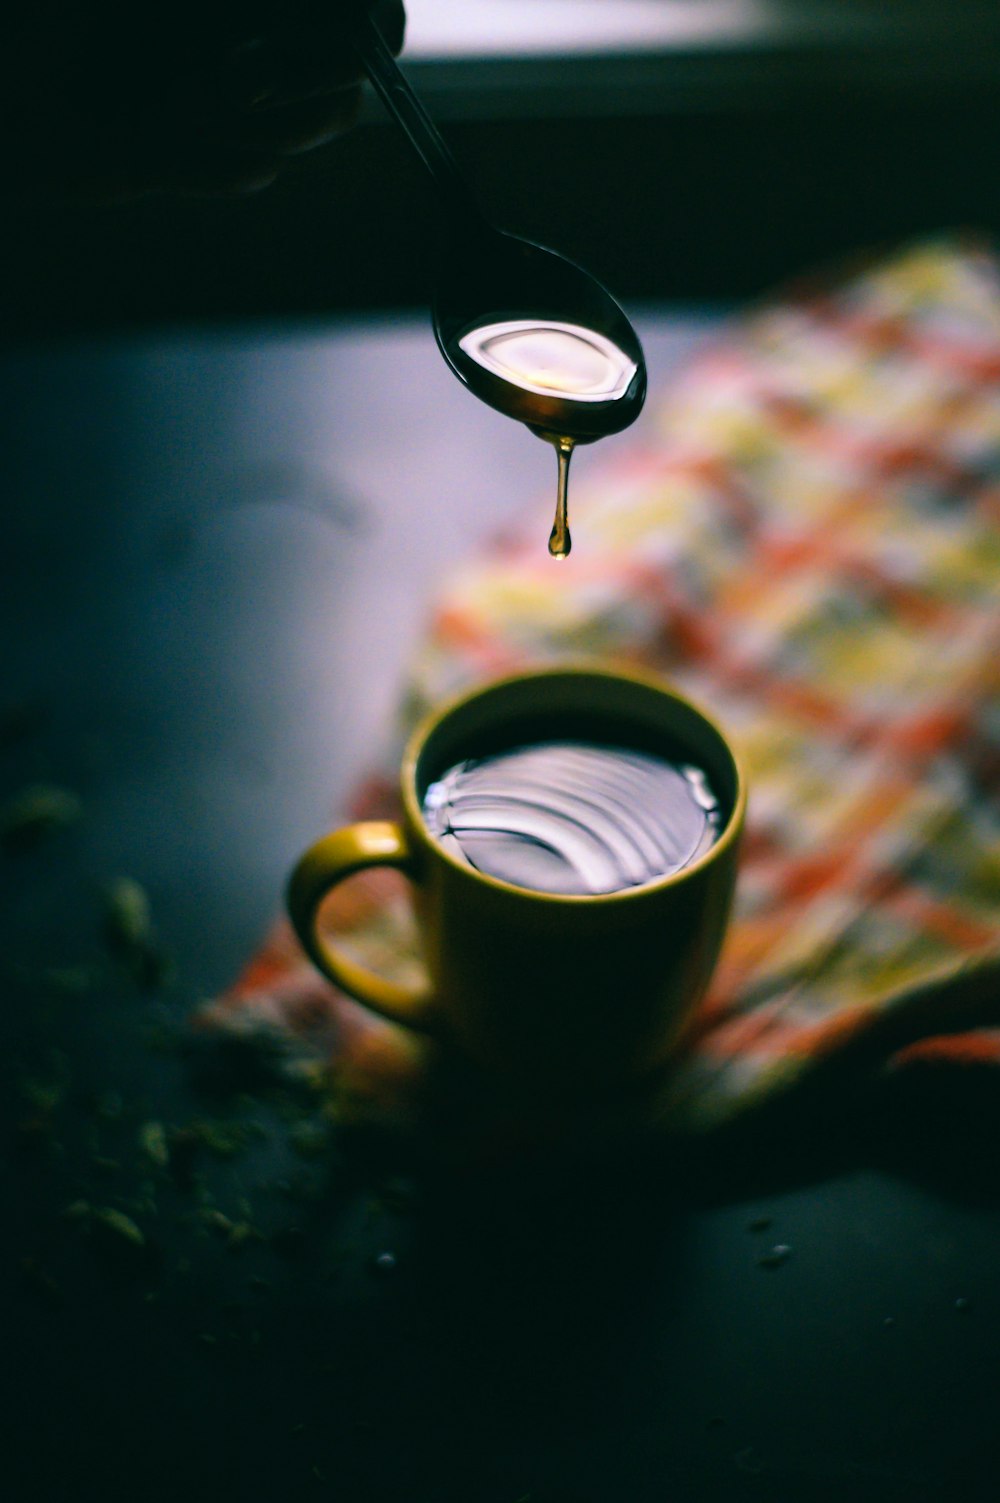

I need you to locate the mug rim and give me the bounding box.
[400,661,746,906]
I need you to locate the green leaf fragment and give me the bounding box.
[102,877,174,989]
[20,1076,65,1112]
[1,784,82,850]
[201,1208,234,1235]
[199,1207,258,1250]
[104,877,152,948]
[189,1119,252,1158]
[288,1121,329,1158]
[138,1120,169,1167]
[92,1207,146,1247]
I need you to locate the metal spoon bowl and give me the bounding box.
[355,18,647,443]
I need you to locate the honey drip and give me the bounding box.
[454,320,638,559]
[547,435,573,559]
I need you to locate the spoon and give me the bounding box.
[355,16,647,448]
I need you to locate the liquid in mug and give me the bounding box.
[456,319,639,559]
[423,739,722,896]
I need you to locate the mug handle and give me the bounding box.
[286,821,442,1036]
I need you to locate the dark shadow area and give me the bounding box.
[6,946,1000,1503]
[655,1063,1000,1210]
[5,90,1000,339]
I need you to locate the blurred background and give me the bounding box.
[4,13,1000,1503]
[7,0,1000,335]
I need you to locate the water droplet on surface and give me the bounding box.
[734,1446,764,1475]
[756,1243,792,1270]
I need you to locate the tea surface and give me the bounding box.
[423,739,721,895]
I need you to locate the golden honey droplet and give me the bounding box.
[548,435,574,560]
[548,521,571,559]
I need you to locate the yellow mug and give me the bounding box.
[287,665,745,1096]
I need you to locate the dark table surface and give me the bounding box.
[3,310,999,1503]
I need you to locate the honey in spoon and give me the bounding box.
[455,318,640,557]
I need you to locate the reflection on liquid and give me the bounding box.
[457,319,638,403]
[424,740,722,895]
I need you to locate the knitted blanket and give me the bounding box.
[203,238,1000,1153]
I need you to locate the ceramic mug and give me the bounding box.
[287,665,745,1095]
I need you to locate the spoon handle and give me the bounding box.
[355,15,483,227]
